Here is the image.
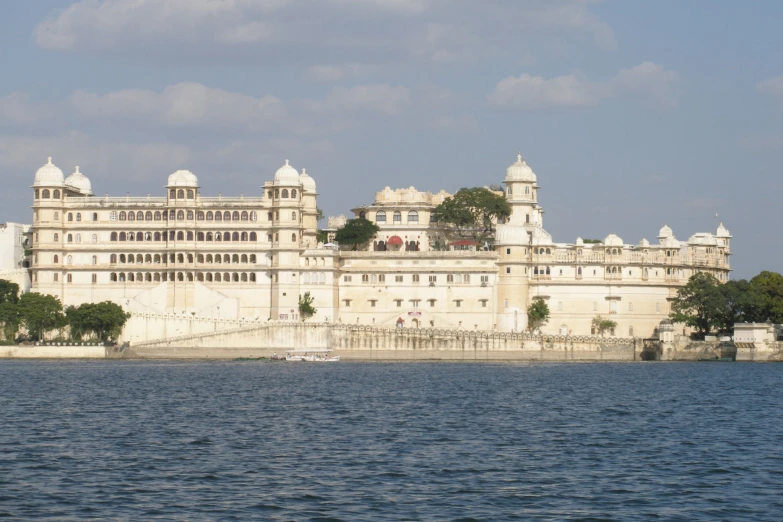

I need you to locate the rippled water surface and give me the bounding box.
[1,361,782,521]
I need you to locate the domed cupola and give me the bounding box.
[716,222,731,238]
[167,170,199,188]
[505,152,536,182]
[64,166,92,196]
[274,159,300,184]
[34,157,65,187]
[300,168,317,193]
[495,223,529,246]
[657,224,673,240]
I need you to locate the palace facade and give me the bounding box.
[28,153,732,337]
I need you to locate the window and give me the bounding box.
[506,267,511,274]
[407,211,418,223]
[250,211,257,221]
[362,274,369,283]
[454,300,462,308]
[92,274,97,283]
[369,300,377,308]
[481,275,489,285]
[67,274,72,283]
[54,273,59,282]
[54,254,59,264]
[232,211,239,221]
[67,213,73,222]
[376,211,386,222]
[393,211,401,223]
[395,299,402,307]
[395,275,403,283]
[92,234,98,243]
[428,275,437,283]
[67,234,73,243]
[93,213,99,222]
[281,189,289,198]
[291,189,297,198]
[412,274,420,282]
[54,212,59,220]
[54,233,59,242]
[480,299,488,308]
[241,211,249,221]
[410,300,420,308]
[428,299,436,307]
[344,275,352,282]
[343,299,351,308]
[187,210,194,220]
[92,255,97,265]
[187,190,194,199]
[42,189,50,199]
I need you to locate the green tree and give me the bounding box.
[18,292,65,341]
[718,279,766,332]
[334,217,380,250]
[749,271,783,323]
[316,230,329,244]
[316,208,324,222]
[431,187,511,245]
[582,239,602,244]
[592,315,618,337]
[69,302,130,343]
[669,272,725,336]
[527,299,550,333]
[298,292,317,322]
[0,279,20,305]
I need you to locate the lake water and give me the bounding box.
[0,361,781,521]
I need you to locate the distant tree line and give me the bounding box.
[670,271,783,336]
[0,279,129,344]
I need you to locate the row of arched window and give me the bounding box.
[35,189,62,199]
[109,253,259,265]
[110,272,257,283]
[114,210,259,222]
[370,210,418,223]
[58,233,99,243]
[110,231,260,242]
[267,189,298,199]
[169,189,195,200]
[302,273,327,283]
[51,254,98,265]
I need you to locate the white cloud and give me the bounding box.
[0,93,53,125]
[757,75,783,101]
[488,62,680,109]
[298,84,411,117]
[303,64,378,83]
[0,131,191,183]
[69,83,287,128]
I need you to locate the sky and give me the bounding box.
[1,0,781,279]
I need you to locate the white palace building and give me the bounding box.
[28,154,732,337]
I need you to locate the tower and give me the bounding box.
[31,157,66,298]
[269,160,304,320]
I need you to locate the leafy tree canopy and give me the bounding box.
[298,292,317,322]
[749,271,783,323]
[592,315,617,337]
[582,239,602,244]
[0,279,19,305]
[334,217,380,250]
[669,272,725,336]
[18,292,65,341]
[65,302,130,342]
[431,187,511,245]
[527,299,550,333]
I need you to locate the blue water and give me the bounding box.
[0,361,781,521]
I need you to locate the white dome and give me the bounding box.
[505,153,537,182]
[495,223,529,245]
[576,237,584,245]
[716,222,731,238]
[604,234,623,247]
[275,159,300,184]
[658,224,673,239]
[167,170,199,188]
[638,238,650,247]
[530,227,553,246]
[661,236,680,248]
[64,166,92,196]
[34,157,64,187]
[300,168,316,193]
[688,233,717,246]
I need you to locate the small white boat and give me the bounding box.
[285,349,340,362]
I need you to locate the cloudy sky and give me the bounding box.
[1,0,781,278]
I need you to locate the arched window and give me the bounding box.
[223,254,230,263]
[187,231,194,241]
[91,234,98,243]
[376,211,386,222]
[145,211,152,221]
[111,273,118,282]
[42,189,50,199]
[136,254,143,263]
[231,232,239,241]
[154,211,162,221]
[170,189,176,199]
[154,254,161,263]
[250,274,256,282]
[75,234,81,243]
[292,233,297,242]
[290,211,295,220]
[241,254,248,263]
[407,211,418,223]
[75,213,81,222]
[291,189,297,198]
[66,255,73,265]
[275,189,279,198]
[128,212,135,221]
[177,210,184,220]
[268,212,274,221]
[224,272,231,282]
[241,211,248,221]
[92,255,97,265]
[232,254,239,263]
[232,273,239,282]
[207,254,214,263]
[177,189,185,199]
[359,211,366,219]
[135,232,143,241]
[54,233,59,242]
[215,212,222,222]
[53,189,61,198]
[177,272,184,282]
[206,232,213,241]
[545,267,551,275]
[187,210,194,220]
[154,273,161,282]
[119,232,126,241]
[241,273,248,282]
[197,232,204,241]
[525,186,530,195]
[136,211,143,221]
[67,234,73,242]
[393,211,401,223]
[281,189,289,198]
[187,190,194,199]
[577,267,582,275]
[177,231,184,241]
[197,212,204,220]
[250,254,257,264]
[249,232,257,241]
[215,273,222,282]
[119,211,126,221]
[54,254,59,263]
[232,211,239,221]
[250,211,257,221]
[223,211,230,221]
[223,232,230,241]
[206,211,213,221]
[177,253,184,263]
[241,232,248,241]
[67,213,73,222]
[144,232,151,241]
[214,232,221,242]
[169,210,175,220]
[35,189,40,199]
